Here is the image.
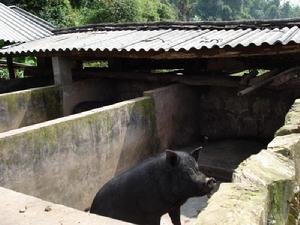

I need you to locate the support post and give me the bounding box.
[52,57,74,86]
[6,57,15,79]
[52,57,77,116]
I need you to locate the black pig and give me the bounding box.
[90,149,216,225]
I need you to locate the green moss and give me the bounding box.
[286,190,300,225]
[1,91,30,115]
[269,180,295,225]
[41,86,63,119]
[37,125,58,155]
[136,97,160,152]
[0,86,63,132]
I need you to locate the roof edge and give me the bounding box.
[54,18,300,34]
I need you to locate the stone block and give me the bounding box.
[268,133,300,157]
[196,183,269,225]
[233,150,296,225]
[233,150,294,187]
[275,125,300,137]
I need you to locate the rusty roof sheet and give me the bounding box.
[1,19,300,55]
[0,3,54,43]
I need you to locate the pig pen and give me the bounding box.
[145,84,298,225]
[0,81,299,225]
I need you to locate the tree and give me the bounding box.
[167,0,197,21]
[281,2,292,17]
[266,4,280,18]
[196,0,226,21]
[2,0,76,27]
[38,0,75,27]
[83,0,176,24]
[4,0,300,27]
[140,0,176,21]
[82,0,142,23]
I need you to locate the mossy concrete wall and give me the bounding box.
[0,97,159,210]
[0,85,62,133]
[196,98,300,225]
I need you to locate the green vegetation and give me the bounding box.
[0,68,9,79]
[0,56,36,79]
[2,0,300,27]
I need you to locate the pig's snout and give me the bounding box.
[205,177,217,198]
[205,177,217,189]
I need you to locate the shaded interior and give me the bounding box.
[63,77,298,223]
[1,60,300,224]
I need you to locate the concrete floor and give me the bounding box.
[161,182,221,225]
[177,139,267,181]
[161,194,210,225]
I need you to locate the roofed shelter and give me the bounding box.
[1,20,300,225]
[0,3,55,79]
[1,19,300,113]
[2,19,300,72]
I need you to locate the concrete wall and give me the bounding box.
[0,76,53,94]
[0,97,159,210]
[145,84,197,149]
[194,87,298,141]
[146,84,299,149]
[62,78,115,115]
[0,85,62,133]
[196,98,300,225]
[62,78,162,115]
[0,82,299,225]
[0,187,133,225]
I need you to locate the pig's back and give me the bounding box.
[90,155,169,222]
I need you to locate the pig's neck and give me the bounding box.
[153,160,189,205]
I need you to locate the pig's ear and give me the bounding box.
[190,146,202,161]
[166,150,179,166]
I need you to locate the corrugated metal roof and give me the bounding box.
[1,20,300,55]
[0,3,54,43]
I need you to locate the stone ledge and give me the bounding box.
[267,133,300,157]
[275,124,300,137]
[275,99,300,137]
[196,99,300,225]
[0,187,133,225]
[233,149,295,225]
[196,183,269,225]
[196,149,296,225]
[233,150,295,187]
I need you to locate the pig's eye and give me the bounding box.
[188,168,197,175]
[194,163,200,171]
